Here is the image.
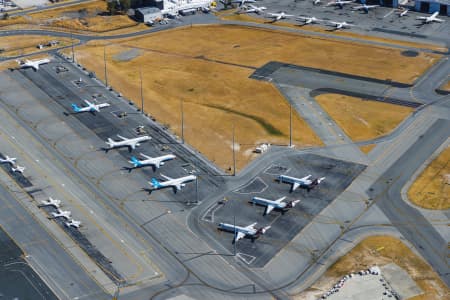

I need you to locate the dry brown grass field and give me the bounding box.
[68,40,321,171]
[315,94,413,142]
[360,144,376,154]
[118,25,440,84]
[217,11,447,53]
[442,81,450,91]
[68,25,435,171]
[408,146,450,210]
[300,236,449,300]
[0,0,142,32]
[0,35,75,57]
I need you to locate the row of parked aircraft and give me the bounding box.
[40,197,81,228]
[219,174,326,243]
[238,2,444,26]
[0,155,26,173]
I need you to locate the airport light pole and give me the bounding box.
[140,66,144,114]
[180,99,184,144]
[289,103,292,147]
[232,123,236,176]
[103,46,108,87]
[70,31,75,63]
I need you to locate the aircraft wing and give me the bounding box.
[84,99,92,106]
[292,182,300,191]
[139,153,152,160]
[235,231,246,242]
[160,174,173,181]
[98,103,110,108]
[246,222,258,230]
[117,135,128,141]
[265,205,275,215]
[32,63,40,70]
[275,196,286,203]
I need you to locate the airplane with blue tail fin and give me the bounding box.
[149,174,196,193]
[129,153,176,170]
[71,99,110,113]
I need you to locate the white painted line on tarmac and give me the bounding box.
[383,9,395,18]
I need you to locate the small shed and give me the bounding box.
[135,7,163,22]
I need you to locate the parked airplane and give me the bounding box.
[50,209,71,220]
[328,21,354,29]
[297,16,321,25]
[398,8,409,17]
[0,155,16,165]
[243,4,266,14]
[232,0,255,6]
[150,174,197,192]
[313,0,321,5]
[65,219,81,228]
[278,174,326,192]
[417,11,444,23]
[16,58,50,71]
[352,4,379,12]
[105,135,151,151]
[325,0,353,8]
[11,165,25,173]
[129,153,176,170]
[266,12,294,21]
[39,197,61,208]
[251,196,301,215]
[71,99,110,113]
[218,222,271,243]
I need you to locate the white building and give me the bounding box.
[149,0,213,15]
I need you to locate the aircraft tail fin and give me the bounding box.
[71,103,81,112]
[106,138,115,148]
[150,178,161,188]
[129,156,141,167]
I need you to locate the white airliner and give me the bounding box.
[11,165,25,173]
[398,9,409,17]
[71,99,110,113]
[65,219,81,228]
[266,12,294,21]
[106,135,151,151]
[278,174,326,192]
[417,12,444,23]
[16,58,51,71]
[251,196,301,215]
[218,222,271,243]
[39,197,61,208]
[352,4,379,12]
[297,16,321,25]
[50,209,71,220]
[243,4,266,14]
[328,21,355,29]
[232,0,255,6]
[129,153,176,170]
[0,155,16,165]
[325,0,353,8]
[150,174,197,192]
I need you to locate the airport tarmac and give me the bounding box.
[0,223,57,300]
[202,153,365,267]
[233,0,449,46]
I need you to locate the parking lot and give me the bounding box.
[201,153,365,267]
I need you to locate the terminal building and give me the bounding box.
[415,0,450,15]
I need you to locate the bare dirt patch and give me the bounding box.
[408,146,450,210]
[315,94,413,142]
[298,236,449,300]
